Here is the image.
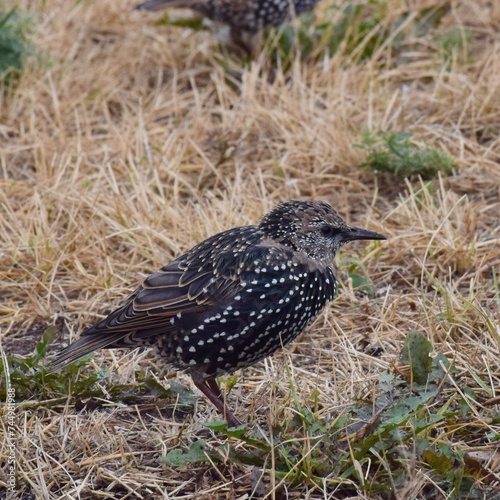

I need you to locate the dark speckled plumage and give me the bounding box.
[134,0,321,52]
[50,200,386,426]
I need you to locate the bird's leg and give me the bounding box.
[192,374,241,427]
[229,28,260,59]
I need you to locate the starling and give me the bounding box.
[49,200,385,426]
[133,0,321,54]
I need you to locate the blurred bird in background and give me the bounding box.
[134,0,322,54]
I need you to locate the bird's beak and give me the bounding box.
[341,226,387,242]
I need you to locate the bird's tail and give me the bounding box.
[133,0,198,12]
[46,332,127,372]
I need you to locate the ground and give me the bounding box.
[0,0,499,498]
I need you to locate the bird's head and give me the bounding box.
[259,200,386,265]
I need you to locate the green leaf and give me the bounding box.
[204,420,271,450]
[429,352,452,380]
[154,14,206,31]
[33,326,58,364]
[402,331,433,385]
[422,449,454,475]
[410,412,445,433]
[161,439,209,466]
[340,256,376,295]
[205,419,247,437]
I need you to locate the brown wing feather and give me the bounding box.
[49,226,262,371]
[48,255,241,370]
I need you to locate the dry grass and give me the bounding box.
[1,0,499,498]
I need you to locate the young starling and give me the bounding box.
[133,0,321,54]
[49,200,385,426]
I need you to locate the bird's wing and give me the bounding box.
[48,229,261,369]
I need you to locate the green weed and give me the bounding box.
[0,8,36,87]
[356,130,455,179]
[0,327,196,412]
[265,1,450,69]
[161,331,494,497]
[340,256,377,296]
[265,2,393,68]
[435,27,473,67]
[154,13,206,32]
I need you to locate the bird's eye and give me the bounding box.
[320,225,333,236]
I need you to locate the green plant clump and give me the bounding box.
[0,327,195,409]
[435,27,472,67]
[356,130,455,179]
[0,8,36,87]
